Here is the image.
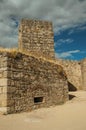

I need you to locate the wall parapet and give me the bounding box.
[55,59,82,90]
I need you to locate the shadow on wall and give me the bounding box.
[69,94,76,100]
[68,81,77,91]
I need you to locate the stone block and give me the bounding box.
[0,79,7,86]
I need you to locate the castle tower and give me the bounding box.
[81,59,86,90]
[18,19,55,59]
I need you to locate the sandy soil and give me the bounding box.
[0,91,86,130]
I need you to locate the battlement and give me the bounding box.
[18,19,55,59]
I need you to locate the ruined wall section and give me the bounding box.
[0,53,8,114]
[18,19,55,59]
[7,52,68,114]
[81,59,86,90]
[56,59,82,90]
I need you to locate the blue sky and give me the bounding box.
[0,0,86,60]
[54,24,86,60]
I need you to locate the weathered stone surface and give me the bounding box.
[0,79,7,86]
[81,59,86,90]
[0,51,68,114]
[6,52,68,114]
[0,54,7,114]
[56,59,82,90]
[18,19,55,59]
[0,18,86,115]
[1,18,86,115]
[0,19,69,114]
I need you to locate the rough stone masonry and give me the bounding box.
[19,19,55,59]
[0,19,86,114]
[18,19,85,91]
[0,19,69,114]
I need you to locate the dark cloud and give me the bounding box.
[0,0,5,3]
[78,0,85,2]
[0,0,86,47]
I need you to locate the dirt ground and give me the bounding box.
[0,91,86,130]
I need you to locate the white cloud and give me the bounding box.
[68,25,86,35]
[55,38,74,46]
[55,50,80,58]
[0,0,86,47]
[68,29,74,35]
[77,26,86,31]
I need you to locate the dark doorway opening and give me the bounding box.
[68,81,77,91]
[34,97,43,103]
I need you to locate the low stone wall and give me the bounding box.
[6,52,68,114]
[56,59,82,90]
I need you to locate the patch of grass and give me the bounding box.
[0,47,18,58]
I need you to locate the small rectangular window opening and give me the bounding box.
[34,97,43,103]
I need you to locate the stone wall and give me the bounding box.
[81,59,86,90]
[18,19,82,92]
[18,19,55,59]
[56,59,82,90]
[0,18,86,115]
[0,53,8,114]
[1,52,68,114]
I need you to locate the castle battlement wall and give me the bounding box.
[56,59,82,90]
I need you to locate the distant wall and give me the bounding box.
[56,59,82,90]
[18,19,55,59]
[81,59,86,90]
[6,52,68,114]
